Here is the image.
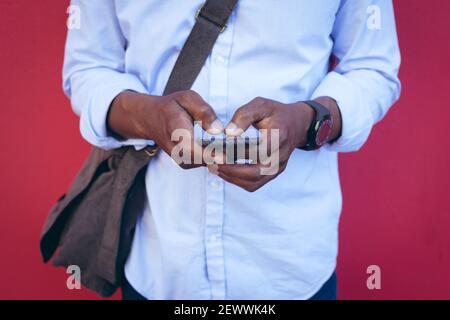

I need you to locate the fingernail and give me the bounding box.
[207,119,224,135]
[207,164,219,175]
[225,122,243,136]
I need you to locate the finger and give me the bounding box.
[255,121,290,160]
[210,165,273,192]
[225,97,272,136]
[219,157,284,178]
[257,128,278,160]
[178,163,204,170]
[208,164,256,190]
[218,172,256,191]
[175,90,224,134]
[217,163,263,182]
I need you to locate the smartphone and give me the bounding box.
[197,134,261,164]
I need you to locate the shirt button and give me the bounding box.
[210,180,221,189]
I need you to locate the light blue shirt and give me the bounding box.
[63,0,401,299]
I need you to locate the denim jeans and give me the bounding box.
[309,271,337,300]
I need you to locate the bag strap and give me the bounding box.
[164,0,238,94]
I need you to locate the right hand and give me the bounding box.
[107,90,224,168]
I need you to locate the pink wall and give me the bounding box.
[0,0,449,299]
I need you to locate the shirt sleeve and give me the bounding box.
[311,0,401,152]
[63,0,153,150]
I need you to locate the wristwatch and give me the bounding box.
[298,100,333,151]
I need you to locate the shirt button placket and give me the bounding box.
[204,12,235,301]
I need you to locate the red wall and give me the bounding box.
[0,0,449,300]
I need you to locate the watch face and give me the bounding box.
[315,119,333,146]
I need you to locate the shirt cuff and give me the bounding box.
[311,71,374,153]
[79,74,155,150]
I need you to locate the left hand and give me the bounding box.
[208,97,314,192]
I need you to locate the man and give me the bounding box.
[63,0,400,300]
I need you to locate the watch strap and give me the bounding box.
[299,100,332,151]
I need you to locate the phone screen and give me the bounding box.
[197,135,261,164]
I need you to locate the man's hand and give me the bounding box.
[209,96,341,192]
[107,90,223,168]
